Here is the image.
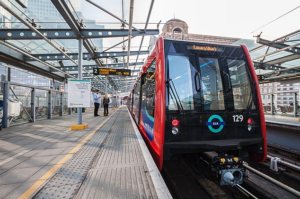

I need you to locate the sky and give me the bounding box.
[79,0,300,79]
[82,0,300,40]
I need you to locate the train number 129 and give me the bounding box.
[232,115,243,122]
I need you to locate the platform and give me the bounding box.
[265,114,300,128]
[0,107,171,199]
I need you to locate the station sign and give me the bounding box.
[93,68,131,76]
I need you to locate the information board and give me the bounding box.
[93,68,131,76]
[67,80,91,107]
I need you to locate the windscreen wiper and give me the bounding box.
[166,79,185,114]
[246,81,256,114]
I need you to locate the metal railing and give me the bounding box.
[2,81,72,128]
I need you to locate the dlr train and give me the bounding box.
[127,37,267,185]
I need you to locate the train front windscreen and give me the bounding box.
[164,39,262,145]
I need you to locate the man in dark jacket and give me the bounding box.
[93,90,100,116]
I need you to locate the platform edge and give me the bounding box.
[127,108,172,199]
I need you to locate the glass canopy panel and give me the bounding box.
[1,0,70,29]
[6,40,59,54]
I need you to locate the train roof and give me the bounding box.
[163,38,241,48]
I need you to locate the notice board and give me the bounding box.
[68,80,91,107]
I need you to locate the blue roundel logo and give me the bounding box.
[206,115,226,133]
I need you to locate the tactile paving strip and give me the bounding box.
[34,183,81,199]
[33,111,120,199]
[76,165,157,199]
[95,144,144,167]
[76,109,158,199]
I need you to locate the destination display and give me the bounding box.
[187,45,223,52]
[256,75,265,80]
[93,68,131,76]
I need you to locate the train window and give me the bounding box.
[168,55,195,111]
[227,59,255,110]
[199,57,225,110]
[141,60,156,121]
[133,79,141,123]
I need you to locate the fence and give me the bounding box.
[1,81,72,128]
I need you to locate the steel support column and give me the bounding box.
[31,88,36,122]
[294,93,297,117]
[77,39,83,125]
[48,90,52,119]
[60,92,63,116]
[3,82,9,128]
[271,94,275,115]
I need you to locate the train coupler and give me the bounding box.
[213,156,243,186]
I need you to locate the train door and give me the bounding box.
[196,57,230,140]
[165,54,231,142]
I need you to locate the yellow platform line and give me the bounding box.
[18,109,119,199]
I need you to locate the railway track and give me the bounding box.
[162,155,271,199]
[268,143,300,163]
[267,143,300,177]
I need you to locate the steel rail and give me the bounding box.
[267,155,300,172]
[236,184,258,199]
[243,163,300,197]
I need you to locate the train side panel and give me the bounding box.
[137,37,165,170]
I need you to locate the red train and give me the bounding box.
[127,37,267,185]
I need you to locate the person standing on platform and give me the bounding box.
[93,90,100,117]
[103,93,110,116]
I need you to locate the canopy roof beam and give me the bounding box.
[0,29,158,40]
[25,51,149,61]
[52,62,143,71]
[256,37,300,55]
[72,73,139,77]
[52,66,141,72]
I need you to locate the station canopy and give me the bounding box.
[249,31,300,84]
[0,0,159,94]
[1,0,300,94]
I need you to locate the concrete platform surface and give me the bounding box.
[0,106,171,199]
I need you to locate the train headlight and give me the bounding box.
[172,127,179,135]
[247,118,254,131]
